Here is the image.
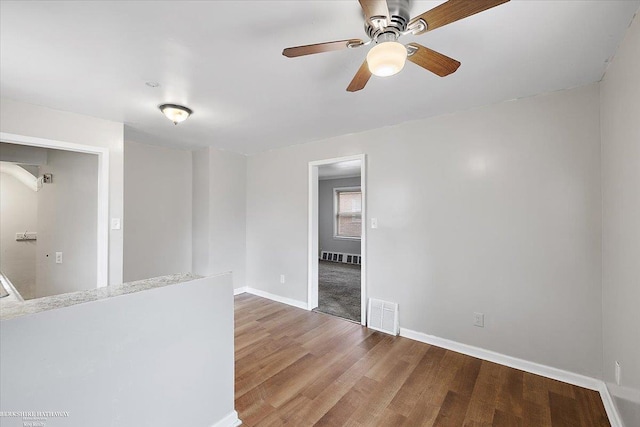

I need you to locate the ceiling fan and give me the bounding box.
[282,0,509,92]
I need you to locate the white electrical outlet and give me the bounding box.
[280,274,285,284]
[615,361,621,385]
[473,312,484,327]
[55,252,63,264]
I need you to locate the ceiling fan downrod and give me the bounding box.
[282,0,510,92]
[365,0,412,40]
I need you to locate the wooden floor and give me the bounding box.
[234,294,610,426]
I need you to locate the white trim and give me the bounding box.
[236,287,624,426]
[333,236,361,241]
[308,164,319,310]
[399,327,623,426]
[606,382,640,404]
[360,156,367,326]
[319,173,361,181]
[0,271,24,302]
[599,383,624,427]
[308,154,367,326]
[245,287,308,310]
[233,286,248,296]
[210,410,241,427]
[0,132,109,288]
[399,328,601,389]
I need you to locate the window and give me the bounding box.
[334,187,362,239]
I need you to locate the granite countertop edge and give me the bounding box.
[0,273,203,321]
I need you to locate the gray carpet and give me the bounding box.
[315,260,361,322]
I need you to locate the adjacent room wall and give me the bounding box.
[319,176,361,255]
[0,145,99,299]
[246,84,603,378]
[0,98,124,285]
[601,13,640,426]
[123,140,192,282]
[192,147,247,290]
[0,143,47,165]
[36,149,98,298]
[0,171,37,299]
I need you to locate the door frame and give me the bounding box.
[308,154,367,325]
[0,132,110,288]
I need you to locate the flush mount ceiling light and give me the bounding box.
[366,40,407,77]
[159,104,192,125]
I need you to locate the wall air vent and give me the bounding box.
[367,298,399,336]
[320,251,361,265]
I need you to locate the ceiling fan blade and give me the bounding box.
[409,0,509,34]
[358,0,390,28]
[283,39,364,58]
[346,60,372,92]
[406,43,460,77]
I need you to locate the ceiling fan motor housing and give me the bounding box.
[365,0,412,41]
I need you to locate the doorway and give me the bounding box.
[308,155,366,325]
[0,133,109,295]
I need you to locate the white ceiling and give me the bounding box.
[1,1,638,155]
[319,160,362,180]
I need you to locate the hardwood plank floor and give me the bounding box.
[235,294,610,427]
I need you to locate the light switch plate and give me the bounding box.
[111,218,121,230]
[371,218,378,229]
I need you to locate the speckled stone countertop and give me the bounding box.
[0,273,202,321]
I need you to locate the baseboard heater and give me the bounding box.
[320,251,361,265]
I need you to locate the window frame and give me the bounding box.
[333,186,362,241]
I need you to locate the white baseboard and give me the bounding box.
[232,291,624,425]
[242,287,309,310]
[606,382,640,405]
[233,286,248,296]
[399,327,623,427]
[599,383,625,427]
[399,328,600,390]
[210,410,241,427]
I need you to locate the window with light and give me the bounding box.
[334,188,362,239]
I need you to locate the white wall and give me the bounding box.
[319,177,361,255]
[0,274,237,427]
[0,172,37,299]
[36,149,98,298]
[0,98,124,285]
[192,148,210,276]
[209,148,246,289]
[601,13,640,426]
[123,140,192,282]
[246,84,603,378]
[191,147,247,290]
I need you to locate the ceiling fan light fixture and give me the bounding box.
[366,41,407,77]
[159,104,192,125]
